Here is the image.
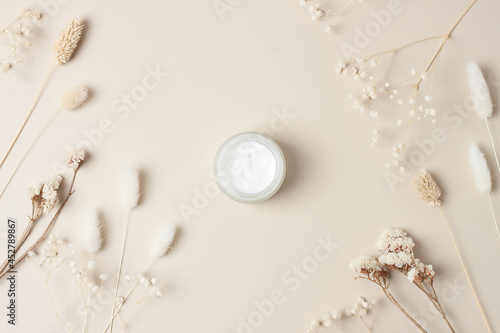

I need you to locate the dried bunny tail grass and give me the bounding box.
[121,165,140,209]
[82,210,103,254]
[413,169,441,207]
[469,143,492,194]
[53,17,84,65]
[150,224,176,258]
[467,62,492,119]
[60,86,90,111]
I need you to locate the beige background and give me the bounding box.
[0,0,499,332]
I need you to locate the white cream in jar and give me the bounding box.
[214,133,286,203]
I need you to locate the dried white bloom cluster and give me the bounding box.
[0,5,42,78]
[299,0,366,33]
[376,228,435,284]
[29,174,63,212]
[66,148,85,169]
[28,234,68,268]
[349,255,388,281]
[337,55,436,173]
[306,297,376,332]
[70,258,102,294]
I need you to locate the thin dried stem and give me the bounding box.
[0,63,56,168]
[485,120,500,174]
[381,287,427,332]
[0,109,60,199]
[437,207,492,333]
[102,259,155,333]
[487,194,500,243]
[413,281,455,333]
[109,209,131,333]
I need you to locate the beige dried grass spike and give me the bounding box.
[413,169,441,207]
[54,17,84,65]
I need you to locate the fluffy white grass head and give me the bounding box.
[467,62,493,119]
[82,210,103,254]
[468,143,492,194]
[60,86,89,111]
[150,224,176,258]
[121,165,140,209]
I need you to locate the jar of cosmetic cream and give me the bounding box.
[214,132,286,203]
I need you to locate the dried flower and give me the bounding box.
[82,210,103,254]
[468,143,492,194]
[413,169,441,207]
[66,148,85,169]
[53,17,84,65]
[41,174,63,212]
[467,62,492,119]
[150,224,176,257]
[121,166,140,209]
[61,86,90,111]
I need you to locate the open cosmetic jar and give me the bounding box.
[214,132,286,203]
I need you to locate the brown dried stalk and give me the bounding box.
[413,170,493,333]
[0,203,42,274]
[0,167,79,281]
[355,274,427,333]
[0,17,84,169]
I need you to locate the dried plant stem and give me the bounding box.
[0,207,42,274]
[413,282,455,333]
[359,316,371,332]
[81,253,93,333]
[437,207,492,333]
[109,209,131,333]
[485,120,500,174]
[31,262,75,333]
[487,194,500,242]
[0,63,56,168]
[0,109,60,199]
[381,287,427,333]
[102,258,155,333]
[0,167,79,281]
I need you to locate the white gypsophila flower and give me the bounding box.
[82,210,103,254]
[331,309,341,321]
[150,224,176,258]
[467,62,492,119]
[41,174,62,212]
[468,143,492,194]
[66,148,85,169]
[121,165,140,209]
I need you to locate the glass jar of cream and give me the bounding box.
[214,132,286,203]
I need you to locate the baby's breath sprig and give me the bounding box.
[0,5,42,78]
[336,0,478,174]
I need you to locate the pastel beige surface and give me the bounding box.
[0,0,499,332]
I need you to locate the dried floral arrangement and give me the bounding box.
[0,148,84,280]
[0,5,42,77]
[306,297,377,332]
[350,228,455,333]
[334,0,478,175]
[0,16,84,168]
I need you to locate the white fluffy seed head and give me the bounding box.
[121,166,140,209]
[468,143,492,194]
[467,62,493,119]
[61,86,89,111]
[82,210,103,254]
[150,224,176,258]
